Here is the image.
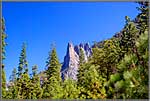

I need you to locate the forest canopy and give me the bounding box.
[1,2,149,99]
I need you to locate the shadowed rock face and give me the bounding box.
[61,42,92,80]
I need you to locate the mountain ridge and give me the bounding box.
[61,42,92,80]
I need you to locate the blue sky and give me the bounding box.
[2,2,139,81]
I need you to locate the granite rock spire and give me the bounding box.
[61,42,92,80]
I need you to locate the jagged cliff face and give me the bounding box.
[61,42,92,80]
[74,43,92,62]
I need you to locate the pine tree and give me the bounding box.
[29,65,43,99]
[79,47,85,66]
[78,63,107,99]
[92,39,121,80]
[109,40,148,99]
[77,47,85,86]
[46,45,61,81]
[3,2,149,99]
[119,17,139,56]
[32,65,38,77]
[62,79,80,99]
[9,68,17,82]
[42,76,63,99]
[42,45,62,99]
[107,3,149,98]
[136,1,149,32]
[8,82,18,99]
[15,43,30,99]
[6,68,18,99]
[16,73,31,99]
[1,18,7,99]
[2,65,6,98]
[17,43,28,78]
[1,18,7,61]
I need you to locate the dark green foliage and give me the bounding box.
[16,73,31,99]
[1,18,7,61]
[46,45,61,81]
[77,47,86,87]
[79,47,85,65]
[18,43,28,78]
[92,39,121,81]
[42,77,63,99]
[136,1,149,31]
[32,65,38,77]
[1,18,7,99]
[4,2,148,99]
[77,62,107,99]
[2,65,6,98]
[11,44,31,99]
[42,46,62,99]
[6,81,18,99]
[62,79,80,99]
[106,2,149,98]
[119,18,139,55]
[9,68,17,82]
[6,68,18,99]
[30,65,43,99]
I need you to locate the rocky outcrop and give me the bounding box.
[74,43,92,62]
[61,42,92,80]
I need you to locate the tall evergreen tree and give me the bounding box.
[78,63,107,99]
[106,3,148,98]
[16,73,31,99]
[62,79,80,99]
[92,39,121,81]
[136,1,149,32]
[2,65,6,98]
[29,65,43,99]
[42,45,62,99]
[77,47,85,86]
[1,18,7,99]
[1,18,7,61]
[32,65,38,77]
[17,43,28,78]
[9,68,17,82]
[6,68,18,99]
[3,2,149,99]
[108,31,148,98]
[79,47,85,65]
[46,45,61,81]
[15,43,30,99]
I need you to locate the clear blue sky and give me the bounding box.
[2,2,139,81]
